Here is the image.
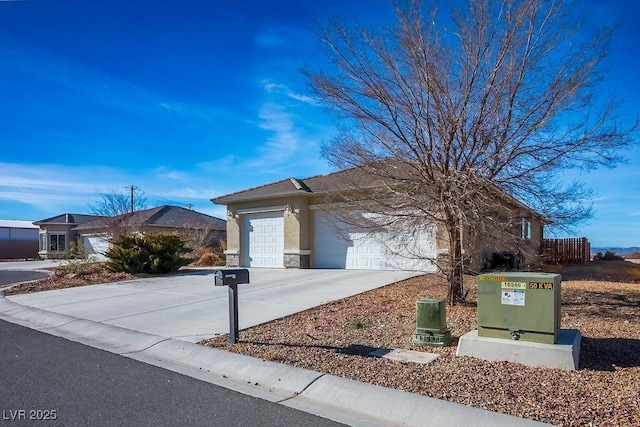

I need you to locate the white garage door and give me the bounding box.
[242,213,284,268]
[83,234,109,261]
[313,212,436,271]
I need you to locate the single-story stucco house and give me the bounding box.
[212,168,543,272]
[34,213,104,259]
[35,206,226,260]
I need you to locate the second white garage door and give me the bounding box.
[242,213,284,268]
[313,212,436,271]
[83,234,109,261]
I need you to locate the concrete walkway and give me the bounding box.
[0,268,550,426]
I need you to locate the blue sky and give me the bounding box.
[0,0,638,247]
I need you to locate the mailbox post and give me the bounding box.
[214,268,250,344]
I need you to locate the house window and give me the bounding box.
[39,234,47,252]
[49,234,67,252]
[521,218,532,240]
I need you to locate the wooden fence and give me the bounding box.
[541,237,591,264]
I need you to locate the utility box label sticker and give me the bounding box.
[501,289,525,306]
[500,281,527,290]
[529,282,554,290]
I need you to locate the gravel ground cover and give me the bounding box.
[4,260,638,425]
[202,261,640,426]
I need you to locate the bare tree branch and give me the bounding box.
[304,0,637,303]
[89,189,148,238]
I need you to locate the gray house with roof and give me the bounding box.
[35,206,226,260]
[34,213,104,259]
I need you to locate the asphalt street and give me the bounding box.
[0,319,344,427]
[0,270,49,287]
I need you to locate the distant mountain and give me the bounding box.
[591,247,640,256]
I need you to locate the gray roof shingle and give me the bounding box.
[33,213,104,225]
[211,165,541,218]
[74,205,226,231]
[211,167,385,204]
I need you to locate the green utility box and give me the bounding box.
[477,272,561,344]
[412,298,451,347]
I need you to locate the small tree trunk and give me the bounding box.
[446,219,465,305]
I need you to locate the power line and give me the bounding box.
[146,193,197,209]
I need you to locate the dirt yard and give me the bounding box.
[202,261,640,427]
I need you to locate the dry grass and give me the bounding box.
[201,261,640,426]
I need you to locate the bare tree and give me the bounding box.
[178,221,224,258]
[89,188,148,238]
[304,0,636,303]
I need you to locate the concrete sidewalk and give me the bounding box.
[1,268,549,426]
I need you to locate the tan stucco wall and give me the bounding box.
[222,194,543,271]
[38,224,77,259]
[224,196,311,257]
[283,198,309,251]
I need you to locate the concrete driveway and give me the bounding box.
[7,268,419,342]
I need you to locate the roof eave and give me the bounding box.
[212,190,314,205]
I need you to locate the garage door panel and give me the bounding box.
[243,213,284,268]
[83,235,109,261]
[313,212,435,271]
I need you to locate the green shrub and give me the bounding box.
[106,232,192,274]
[66,241,88,260]
[593,251,625,261]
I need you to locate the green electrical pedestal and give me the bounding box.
[477,272,561,344]
[412,298,451,347]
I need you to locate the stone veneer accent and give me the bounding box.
[284,253,310,269]
[225,253,240,267]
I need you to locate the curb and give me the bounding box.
[0,296,550,426]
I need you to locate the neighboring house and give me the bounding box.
[73,205,226,260]
[0,220,39,260]
[34,214,104,259]
[212,168,543,271]
[34,206,226,261]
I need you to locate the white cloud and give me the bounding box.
[0,162,125,196]
[257,102,298,153]
[154,167,186,181]
[262,80,319,106]
[0,162,132,217]
[0,161,232,220]
[227,77,332,175]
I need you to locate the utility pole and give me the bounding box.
[129,185,136,213]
